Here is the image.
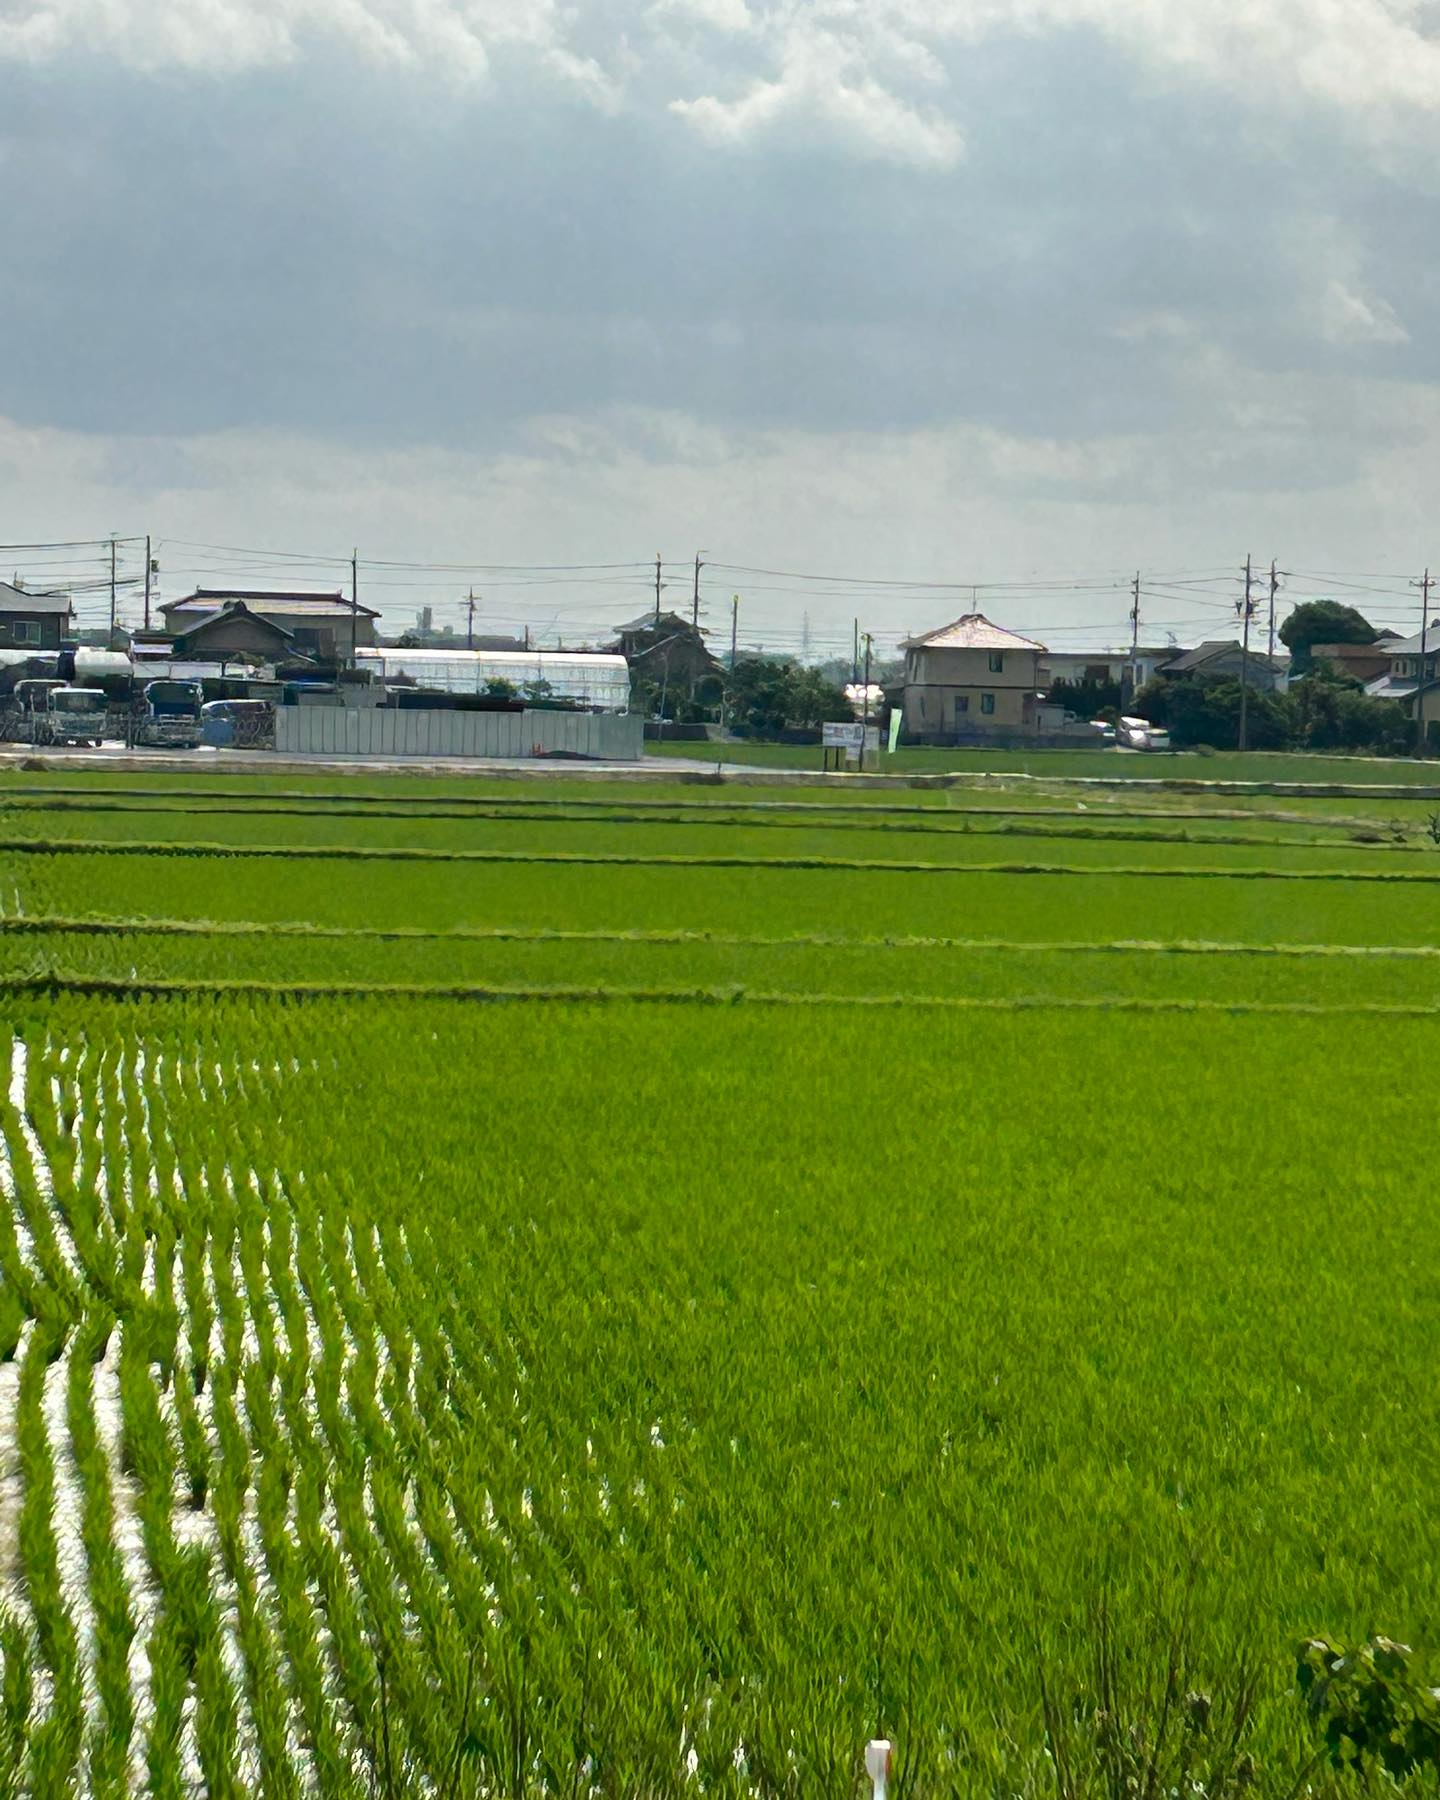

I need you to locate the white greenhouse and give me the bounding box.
[356,648,632,712]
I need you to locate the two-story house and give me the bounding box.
[1365,625,1440,715]
[0,582,72,652]
[899,614,1047,739]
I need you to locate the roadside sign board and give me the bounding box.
[822,720,865,749]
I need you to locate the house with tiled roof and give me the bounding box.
[1156,640,1287,689]
[0,581,72,652]
[161,589,379,662]
[898,613,1049,739]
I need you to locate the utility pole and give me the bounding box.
[1127,571,1140,704]
[143,534,152,632]
[861,631,873,772]
[1267,559,1279,660]
[1237,553,1254,752]
[723,594,738,730]
[108,535,117,643]
[467,587,476,651]
[350,547,359,667]
[654,554,662,625]
[852,618,860,684]
[1413,567,1434,759]
[692,553,703,630]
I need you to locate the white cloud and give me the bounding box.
[669,17,964,167]
[650,0,754,32]
[0,0,615,95]
[1317,279,1410,346]
[6,0,1440,171]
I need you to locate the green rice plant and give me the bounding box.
[0,1609,32,1800]
[67,1310,135,1800]
[0,1283,25,1364]
[142,1593,187,1800]
[0,1078,81,1329]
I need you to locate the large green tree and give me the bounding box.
[726,658,853,736]
[1279,600,1377,670]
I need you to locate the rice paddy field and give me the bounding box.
[0,761,1437,1797]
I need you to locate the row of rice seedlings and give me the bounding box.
[66,1311,135,1800]
[117,1311,187,1794]
[2,1045,81,1329]
[17,1320,83,1795]
[0,1602,34,1794]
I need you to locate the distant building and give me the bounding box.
[0,581,72,652]
[899,613,1049,738]
[1156,640,1287,690]
[609,611,720,689]
[162,588,379,661]
[1043,646,1176,690]
[1309,636,1399,684]
[1365,626,1440,714]
[173,601,297,664]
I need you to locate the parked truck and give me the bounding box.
[46,687,109,746]
[10,679,62,744]
[8,679,107,746]
[137,680,203,749]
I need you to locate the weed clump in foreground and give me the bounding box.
[1297,1635,1440,1786]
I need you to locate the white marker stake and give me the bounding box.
[865,1739,893,1800]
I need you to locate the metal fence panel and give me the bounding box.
[273,705,640,760]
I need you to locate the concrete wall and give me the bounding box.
[523,711,644,760]
[899,727,1105,749]
[275,706,643,761]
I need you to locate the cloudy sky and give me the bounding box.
[4,0,1440,650]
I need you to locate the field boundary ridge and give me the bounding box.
[4,836,1439,881]
[7,972,1440,1016]
[6,916,1440,958]
[8,746,1440,798]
